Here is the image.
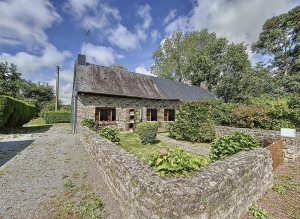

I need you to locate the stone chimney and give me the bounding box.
[76,54,86,66]
[200,81,207,89]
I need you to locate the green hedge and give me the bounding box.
[0,95,35,129]
[44,111,70,124]
[168,100,216,143]
[212,96,298,131]
[137,122,158,144]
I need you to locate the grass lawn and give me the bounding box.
[0,118,70,134]
[158,132,211,149]
[23,117,70,127]
[119,132,209,164]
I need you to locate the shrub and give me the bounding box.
[231,104,269,128]
[168,101,216,143]
[99,127,120,145]
[209,132,261,162]
[212,100,238,126]
[81,118,96,129]
[148,147,208,177]
[137,122,158,144]
[44,111,70,124]
[0,95,35,129]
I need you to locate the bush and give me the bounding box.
[212,100,238,126]
[137,122,158,144]
[168,101,216,143]
[209,132,261,162]
[231,104,268,128]
[148,147,208,177]
[44,111,70,124]
[0,95,35,129]
[99,127,120,145]
[81,118,96,129]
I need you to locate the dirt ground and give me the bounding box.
[242,157,300,219]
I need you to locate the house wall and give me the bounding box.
[78,125,273,219]
[77,94,179,130]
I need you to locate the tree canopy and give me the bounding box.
[150,29,251,101]
[252,6,300,76]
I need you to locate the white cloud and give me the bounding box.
[64,0,121,30]
[107,24,141,50]
[107,4,153,50]
[0,44,72,77]
[49,77,73,105]
[82,43,124,66]
[136,4,152,30]
[163,9,177,25]
[135,65,155,76]
[0,0,61,48]
[150,30,160,43]
[165,0,299,64]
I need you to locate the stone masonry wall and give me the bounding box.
[77,94,179,130]
[78,125,273,219]
[216,126,300,162]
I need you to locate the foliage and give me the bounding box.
[111,64,128,71]
[168,101,216,143]
[99,127,120,145]
[212,100,238,126]
[0,62,22,98]
[0,95,35,129]
[20,80,55,116]
[249,205,274,219]
[209,132,261,162]
[231,104,268,128]
[44,111,70,124]
[151,29,251,89]
[81,118,96,129]
[137,122,158,145]
[252,6,300,76]
[148,147,208,177]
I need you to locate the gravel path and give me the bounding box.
[0,126,124,219]
[156,135,210,156]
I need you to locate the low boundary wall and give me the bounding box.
[216,126,300,162]
[78,126,273,219]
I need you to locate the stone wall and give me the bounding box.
[216,126,300,162]
[76,94,179,130]
[78,125,273,219]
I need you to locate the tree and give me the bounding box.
[252,6,300,75]
[151,29,251,90]
[20,81,55,115]
[111,64,128,71]
[0,62,22,97]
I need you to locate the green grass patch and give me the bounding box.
[119,132,209,165]
[158,132,211,149]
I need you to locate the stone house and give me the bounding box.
[71,54,215,133]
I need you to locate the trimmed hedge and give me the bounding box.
[168,101,216,143]
[44,111,70,124]
[0,95,35,129]
[137,122,158,144]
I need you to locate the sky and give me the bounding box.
[0,0,299,104]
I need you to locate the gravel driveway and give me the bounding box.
[0,126,124,218]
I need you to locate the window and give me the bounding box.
[95,108,116,122]
[164,109,175,121]
[146,109,157,121]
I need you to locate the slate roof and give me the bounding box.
[74,61,215,102]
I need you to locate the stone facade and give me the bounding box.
[77,94,179,131]
[78,125,273,219]
[216,126,300,162]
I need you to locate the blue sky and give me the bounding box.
[0,0,299,104]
